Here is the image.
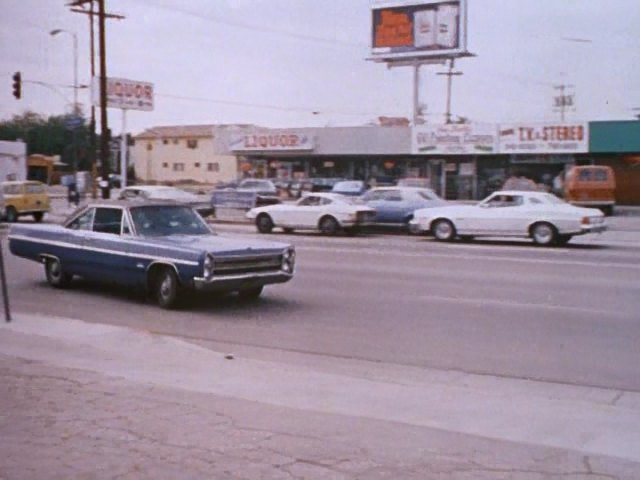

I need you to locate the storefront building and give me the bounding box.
[132,120,640,204]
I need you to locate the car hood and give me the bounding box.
[140,234,291,257]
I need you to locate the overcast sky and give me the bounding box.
[1,0,639,135]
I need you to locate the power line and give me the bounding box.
[127,0,365,48]
[156,92,403,118]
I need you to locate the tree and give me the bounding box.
[0,111,94,171]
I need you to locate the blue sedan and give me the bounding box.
[8,201,295,309]
[360,187,446,228]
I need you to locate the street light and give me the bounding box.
[49,29,79,114]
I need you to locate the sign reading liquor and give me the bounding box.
[498,122,588,154]
[371,0,468,62]
[91,77,154,111]
[229,131,314,152]
[412,123,496,155]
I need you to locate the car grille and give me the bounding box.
[214,253,282,275]
[356,211,376,224]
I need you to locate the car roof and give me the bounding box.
[490,190,549,198]
[368,186,435,192]
[1,180,44,185]
[121,185,178,191]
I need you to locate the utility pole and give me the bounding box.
[437,59,462,124]
[553,83,575,122]
[68,0,124,198]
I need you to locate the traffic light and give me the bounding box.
[12,72,21,99]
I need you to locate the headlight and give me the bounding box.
[281,247,295,274]
[203,253,215,278]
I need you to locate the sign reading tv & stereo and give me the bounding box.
[498,122,588,154]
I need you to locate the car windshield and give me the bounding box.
[145,187,198,201]
[332,181,363,192]
[130,205,210,236]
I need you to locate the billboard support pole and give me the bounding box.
[412,63,421,126]
[120,108,127,189]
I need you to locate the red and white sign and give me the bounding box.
[498,122,588,153]
[229,131,314,152]
[92,77,154,111]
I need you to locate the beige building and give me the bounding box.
[131,124,253,185]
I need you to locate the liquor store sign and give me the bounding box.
[499,122,588,153]
[229,131,314,152]
[92,77,154,111]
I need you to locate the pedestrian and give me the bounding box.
[67,181,79,207]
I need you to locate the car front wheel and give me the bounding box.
[153,268,180,309]
[5,206,18,223]
[256,214,274,234]
[432,219,456,241]
[531,222,557,246]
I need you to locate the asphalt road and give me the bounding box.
[3,226,639,393]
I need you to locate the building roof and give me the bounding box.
[135,124,256,140]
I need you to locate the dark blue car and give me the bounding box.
[360,187,446,228]
[8,201,295,309]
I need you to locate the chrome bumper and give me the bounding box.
[193,270,293,292]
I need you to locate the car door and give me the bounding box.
[288,195,322,227]
[80,207,133,283]
[470,194,525,234]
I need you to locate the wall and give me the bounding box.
[132,135,237,184]
[0,140,27,181]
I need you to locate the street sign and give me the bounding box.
[64,116,83,129]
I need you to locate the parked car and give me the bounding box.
[1,180,50,223]
[360,187,446,228]
[8,201,295,308]
[331,180,368,196]
[563,165,616,215]
[246,192,376,235]
[409,190,606,246]
[232,179,281,206]
[118,185,215,218]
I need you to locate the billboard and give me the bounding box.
[412,124,496,155]
[371,0,468,62]
[92,76,154,111]
[498,122,589,154]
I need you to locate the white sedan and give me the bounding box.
[409,190,606,246]
[247,193,376,235]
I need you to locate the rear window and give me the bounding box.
[577,169,609,181]
[26,183,45,194]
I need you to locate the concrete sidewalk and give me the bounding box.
[1,313,639,478]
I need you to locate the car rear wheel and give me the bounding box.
[531,222,557,246]
[153,268,180,309]
[256,214,274,234]
[5,206,18,223]
[319,216,339,235]
[238,286,264,301]
[32,212,44,222]
[44,258,72,288]
[432,219,456,241]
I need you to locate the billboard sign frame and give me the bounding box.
[370,0,469,63]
